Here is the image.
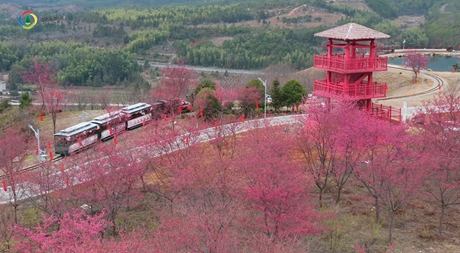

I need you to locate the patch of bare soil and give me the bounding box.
[394,15,426,28]
[329,0,372,11]
[195,5,344,29]
[211,37,233,47]
[439,3,449,14]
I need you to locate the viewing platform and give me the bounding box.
[313,80,387,100]
[314,55,388,73]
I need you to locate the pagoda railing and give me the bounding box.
[314,55,388,73]
[313,80,387,99]
[370,103,402,123]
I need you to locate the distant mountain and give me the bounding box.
[0,0,216,7]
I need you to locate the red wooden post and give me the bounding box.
[200,109,204,118]
[214,121,218,130]
[296,103,299,111]
[49,151,53,160]
[2,182,7,192]
[255,101,259,110]
[241,115,245,123]
[39,113,43,122]
[185,136,189,145]
[78,137,82,147]
[114,136,118,145]
[178,106,182,115]
[142,119,146,127]
[164,114,167,122]
[189,105,193,112]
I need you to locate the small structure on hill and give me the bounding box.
[313,22,401,122]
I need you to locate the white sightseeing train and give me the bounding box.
[54,100,191,155]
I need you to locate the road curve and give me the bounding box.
[374,64,448,101]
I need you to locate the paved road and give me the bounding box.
[139,61,264,75]
[0,115,304,204]
[376,64,450,120]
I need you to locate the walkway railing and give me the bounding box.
[313,80,387,99]
[370,103,402,122]
[314,55,388,73]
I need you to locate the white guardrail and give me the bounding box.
[0,115,305,204]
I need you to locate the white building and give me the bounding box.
[0,81,6,92]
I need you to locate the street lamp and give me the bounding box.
[258,78,267,118]
[29,124,44,163]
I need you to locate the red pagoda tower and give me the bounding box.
[313,23,400,121]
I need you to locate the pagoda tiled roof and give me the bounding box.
[314,22,390,40]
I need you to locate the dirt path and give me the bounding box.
[439,3,448,13]
[288,4,306,16]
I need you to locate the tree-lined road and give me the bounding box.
[0,115,304,204]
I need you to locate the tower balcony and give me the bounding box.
[314,55,388,73]
[313,80,387,100]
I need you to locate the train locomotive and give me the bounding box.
[54,99,192,156]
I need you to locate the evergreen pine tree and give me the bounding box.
[271,78,283,112]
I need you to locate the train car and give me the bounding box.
[53,100,192,156]
[54,122,100,155]
[151,101,167,119]
[156,99,192,116]
[174,98,192,113]
[121,103,152,129]
[91,110,126,141]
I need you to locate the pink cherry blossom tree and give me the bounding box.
[154,62,195,100]
[22,61,65,134]
[234,126,322,242]
[65,144,146,235]
[0,128,29,224]
[416,89,460,235]
[296,104,340,207]
[12,209,110,253]
[402,49,429,82]
[354,119,424,242]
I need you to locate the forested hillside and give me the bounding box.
[0,0,458,91]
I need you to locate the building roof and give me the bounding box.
[54,122,98,137]
[314,22,390,40]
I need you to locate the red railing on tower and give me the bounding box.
[314,55,388,73]
[313,80,387,99]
